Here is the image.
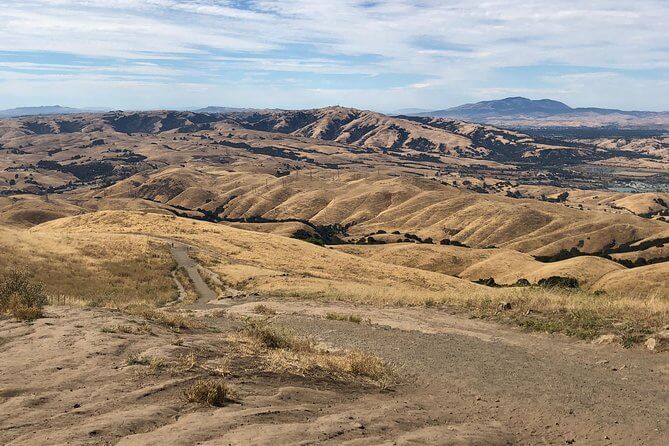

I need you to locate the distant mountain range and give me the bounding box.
[408,97,669,129]
[3,100,668,129]
[0,105,108,118]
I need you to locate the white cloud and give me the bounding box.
[0,0,667,109]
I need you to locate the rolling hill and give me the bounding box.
[97,168,665,257]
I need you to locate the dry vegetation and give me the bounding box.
[232,319,393,386]
[326,312,363,323]
[0,228,177,308]
[0,270,48,320]
[182,379,233,407]
[27,210,667,343]
[121,304,203,331]
[253,303,277,315]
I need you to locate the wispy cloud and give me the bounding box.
[0,0,667,110]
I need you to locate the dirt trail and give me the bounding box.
[1,300,667,445]
[162,243,668,444]
[3,242,666,445]
[222,299,669,445]
[169,242,217,308]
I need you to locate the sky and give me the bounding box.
[0,0,667,111]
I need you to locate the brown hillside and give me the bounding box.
[592,263,669,296]
[102,168,665,256]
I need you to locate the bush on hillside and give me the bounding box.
[0,270,48,321]
[537,276,579,289]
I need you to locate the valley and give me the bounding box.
[1,108,667,445]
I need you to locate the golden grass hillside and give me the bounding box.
[460,254,626,288]
[611,193,669,216]
[335,244,497,276]
[103,168,666,256]
[0,225,176,306]
[11,210,668,340]
[33,210,484,305]
[340,244,632,290]
[592,263,669,296]
[0,195,82,228]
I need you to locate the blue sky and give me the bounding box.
[0,0,667,111]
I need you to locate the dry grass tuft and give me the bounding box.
[253,304,277,315]
[326,312,362,323]
[241,319,312,351]
[183,379,233,407]
[234,320,393,386]
[126,354,151,366]
[177,352,199,372]
[101,323,153,335]
[122,305,203,330]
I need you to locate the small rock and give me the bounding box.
[645,338,657,351]
[498,301,512,311]
[73,403,81,409]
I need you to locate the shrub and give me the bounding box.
[183,379,232,407]
[538,276,579,289]
[0,270,48,321]
[347,351,389,381]
[475,277,498,287]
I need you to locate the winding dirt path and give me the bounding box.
[169,242,217,308]
[157,241,667,444]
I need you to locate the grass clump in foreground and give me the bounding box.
[326,312,362,323]
[253,304,277,315]
[183,379,233,407]
[0,270,48,321]
[235,319,392,386]
[122,304,203,331]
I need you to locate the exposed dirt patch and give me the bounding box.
[1,306,518,445]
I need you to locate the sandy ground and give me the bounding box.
[1,299,667,446]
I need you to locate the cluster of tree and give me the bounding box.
[475,276,578,289]
[539,191,569,203]
[534,237,669,269]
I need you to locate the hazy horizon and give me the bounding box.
[1,1,667,111]
[2,96,669,115]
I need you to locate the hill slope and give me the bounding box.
[100,168,665,256]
